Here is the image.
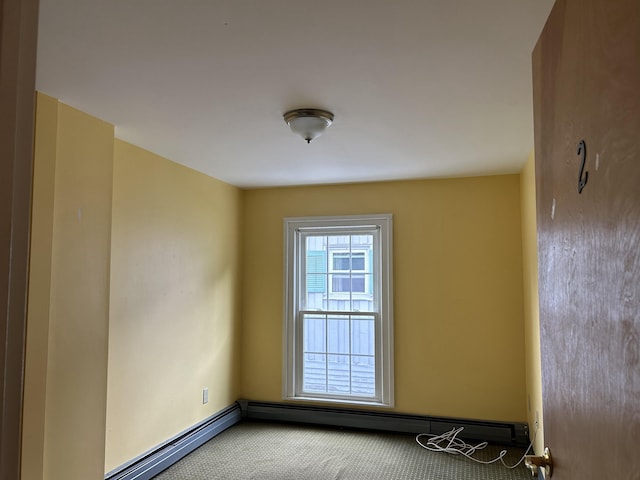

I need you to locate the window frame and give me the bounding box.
[283,214,394,407]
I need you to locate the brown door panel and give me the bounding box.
[533,0,640,478]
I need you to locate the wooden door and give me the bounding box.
[533,0,640,478]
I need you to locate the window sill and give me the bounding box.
[283,395,394,409]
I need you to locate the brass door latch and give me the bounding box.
[525,447,553,477]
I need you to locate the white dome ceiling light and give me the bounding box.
[283,108,334,143]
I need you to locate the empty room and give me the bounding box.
[2,0,638,479]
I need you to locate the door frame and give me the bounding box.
[0,0,39,478]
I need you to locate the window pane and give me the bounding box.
[328,235,349,247]
[303,353,326,393]
[306,273,326,293]
[303,315,325,353]
[352,234,373,248]
[305,291,326,311]
[327,354,350,394]
[351,356,375,396]
[305,241,328,310]
[352,300,372,312]
[306,235,327,251]
[351,317,375,355]
[327,316,349,354]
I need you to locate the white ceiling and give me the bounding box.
[36,0,554,188]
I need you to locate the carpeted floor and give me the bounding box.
[152,421,532,480]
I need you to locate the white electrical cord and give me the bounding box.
[415,422,538,469]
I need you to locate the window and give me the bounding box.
[283,214,393,406]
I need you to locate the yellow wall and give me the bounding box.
[22,93,114,479]
[242,176,527,422]
[104,140,243,471]
[22,93,57,480]
[24,94,243,477]
[520,152,544,453]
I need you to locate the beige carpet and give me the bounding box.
[152,421,532,480]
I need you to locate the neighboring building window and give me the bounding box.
[330,250,368,294]
[283,214,394,406]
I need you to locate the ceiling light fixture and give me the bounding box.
[283,108,334,143]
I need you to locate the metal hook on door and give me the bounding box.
[577,140,588,194]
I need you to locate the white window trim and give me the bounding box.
[283,214,394,407]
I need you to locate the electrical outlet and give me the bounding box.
[202,387,209,404]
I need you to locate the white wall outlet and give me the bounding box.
[202,387,209,404]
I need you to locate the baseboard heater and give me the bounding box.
[105,403,242,480]
[238,400,529,447]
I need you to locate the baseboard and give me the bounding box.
[238,400,529,447]
[105,403,242,480]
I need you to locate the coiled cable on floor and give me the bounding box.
[415,423,538,469]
